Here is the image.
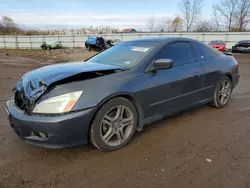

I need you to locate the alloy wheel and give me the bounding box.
[218,80,232,105]
[100,105,134,147]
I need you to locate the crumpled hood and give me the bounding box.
[14,61,123,104]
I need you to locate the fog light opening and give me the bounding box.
[38,132,48,138]
[31,131,48,138]
[30,131,35,136]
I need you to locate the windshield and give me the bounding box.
[86,41,157,68]
[210,41,225,45]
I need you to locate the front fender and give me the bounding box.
[91,92,145,131]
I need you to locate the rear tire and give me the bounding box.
[212,76,232,108]
[90,98,138,152]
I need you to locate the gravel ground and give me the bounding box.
[0,50,250,188]
[0,48,97,64]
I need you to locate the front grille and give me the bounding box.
[14,91,28,111]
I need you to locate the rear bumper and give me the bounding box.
[210,46,225,52]
[5,100,94,149]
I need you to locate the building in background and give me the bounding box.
[122,28,137,33]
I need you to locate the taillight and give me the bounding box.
[233,61,239,69]
[235,61,238,66]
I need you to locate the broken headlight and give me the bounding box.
[33,91,83,114]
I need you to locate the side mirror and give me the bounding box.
[154,59,173,70]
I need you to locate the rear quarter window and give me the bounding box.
[192,41,220,61]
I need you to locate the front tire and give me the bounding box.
[90,98,138,152]
[212,76,232,108]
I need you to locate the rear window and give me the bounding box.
[193,41,220,60]
[210,41,225,45]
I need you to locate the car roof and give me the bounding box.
[211,40,224,42]
[127,37,196,43]
[238,40,250,43]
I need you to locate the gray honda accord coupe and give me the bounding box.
[5,37,240,151]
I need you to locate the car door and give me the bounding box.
[135,41,204,121]
[191,41,223,101]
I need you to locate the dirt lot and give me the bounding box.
[0,49,97,64]
[0,50,250,188]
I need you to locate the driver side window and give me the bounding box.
[156,42,196,66]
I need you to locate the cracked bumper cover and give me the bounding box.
[5,100,94,149]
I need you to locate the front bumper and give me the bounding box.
[5,100,94,149]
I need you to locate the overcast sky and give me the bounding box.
[0,0,217,30]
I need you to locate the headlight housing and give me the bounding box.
[33,91,83,114]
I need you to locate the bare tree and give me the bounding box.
[214,0,238,31]
[1,16,17,28]
[166,18,173,32]
[171,16,183,32]
[146,15,156,32]
[195,20,214,32]
[212,5,221,31]
[235,0,250,31]
[0,16,21,34]
[157,17,166,32]
[156,17,174,32]
[179,0,203,31]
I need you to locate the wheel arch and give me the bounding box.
[214,73,233,90]
[221,73,233,86]
[225,73,232,82]
[88,92,145,138]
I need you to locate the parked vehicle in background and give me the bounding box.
[6,37,240,152]
[41,41,63,50]
[85,37,121,52]
[232,40,250,53]
[85,36,107,51]
[106,39,121,47]
[208,40,226,52]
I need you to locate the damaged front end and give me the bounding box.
[11,61,124,114]
[13,78,47,113]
